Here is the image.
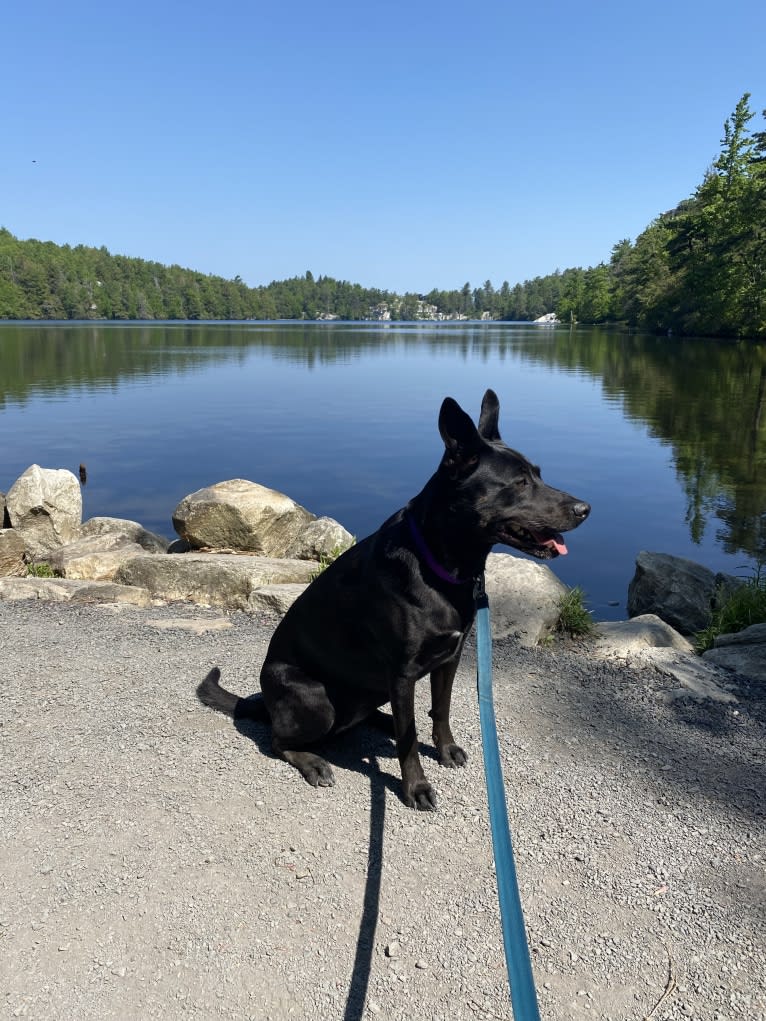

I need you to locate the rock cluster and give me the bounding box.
[0,464,573,648]
[1,466,762,689]
[0,466,350,613]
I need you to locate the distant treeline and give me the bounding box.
[0,229,570,324]
[1,94,763,337]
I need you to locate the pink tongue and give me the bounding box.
[542,534,568,555]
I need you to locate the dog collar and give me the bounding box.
[405,513,473,586]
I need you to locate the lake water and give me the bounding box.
[1,321,764,621]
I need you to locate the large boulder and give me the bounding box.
[172,480,316,557]
[6,465,82,557]
[484,552,568,646]
[627,551,742,636]
[0,529,28,577]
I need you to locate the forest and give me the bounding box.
[1,94,763,337]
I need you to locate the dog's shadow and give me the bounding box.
[232,710,426,1021]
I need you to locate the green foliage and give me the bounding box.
[27,562,59,578]
[695,565,766,652]
[554,92,765,338]
[0,229,600,325]
[605,94,766,338]
[554,586,596,639]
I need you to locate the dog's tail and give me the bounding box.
[196,667,270,722]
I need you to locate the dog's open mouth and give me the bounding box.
[496,525,569,560]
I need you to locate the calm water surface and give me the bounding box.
[2,321,765,621]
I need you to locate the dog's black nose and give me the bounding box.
[572,501,591,520]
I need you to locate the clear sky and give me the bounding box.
[4,0,765,294]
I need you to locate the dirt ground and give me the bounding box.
[1,599,764,1020]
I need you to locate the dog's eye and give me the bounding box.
[516,476,529,487]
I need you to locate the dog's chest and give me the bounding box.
[413,627,465,676]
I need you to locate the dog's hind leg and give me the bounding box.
[260,663,337,788]
[429,661,468,768]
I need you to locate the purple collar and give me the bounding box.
[405,513,473,586]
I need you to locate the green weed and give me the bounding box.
[27,562,60,578]
[555,586,596,639]
[309,541,354,581]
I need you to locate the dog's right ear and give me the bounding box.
[478,388,501,441]
[439,397,481,478]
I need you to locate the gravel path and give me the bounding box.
[1,600,764,1021]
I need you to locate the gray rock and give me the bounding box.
[115,552,317,611]
[594,614,693,657]
[712,621,766,647]
[594,614,737,702]
[6,465,82,557]
[703,623,766,682]
[172,479,315,556]
[0,576,152,606]
[662,656,739,703]
[283,517,354,561]
[0,490,8,527]
[484,551,568,646]
[80,516,170,553]
[247,583,308,615]
[47,536,151,581]
[0,529,27,577]
[627,551,721,634]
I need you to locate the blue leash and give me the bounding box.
[475,573,541,1021]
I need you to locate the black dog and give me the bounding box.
[197,390,589,810]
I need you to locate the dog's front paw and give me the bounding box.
[403,779,438,812]
[438,743,468,768]
[286,751,336,788]
[304,762,336,787]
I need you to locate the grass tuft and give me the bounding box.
[27,562,60,578]
[555,585,596,639]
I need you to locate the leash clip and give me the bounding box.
[474,570,488,609]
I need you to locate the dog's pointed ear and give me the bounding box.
[439,397,481,478]
[478,389,501,441]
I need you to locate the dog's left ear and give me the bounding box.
[439,397,482,478]
[478,389,501,441]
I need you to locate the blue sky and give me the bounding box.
[4,0,765,294]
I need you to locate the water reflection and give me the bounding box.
[1,321,764,576]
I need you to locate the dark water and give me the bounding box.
[1,321,764,621]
